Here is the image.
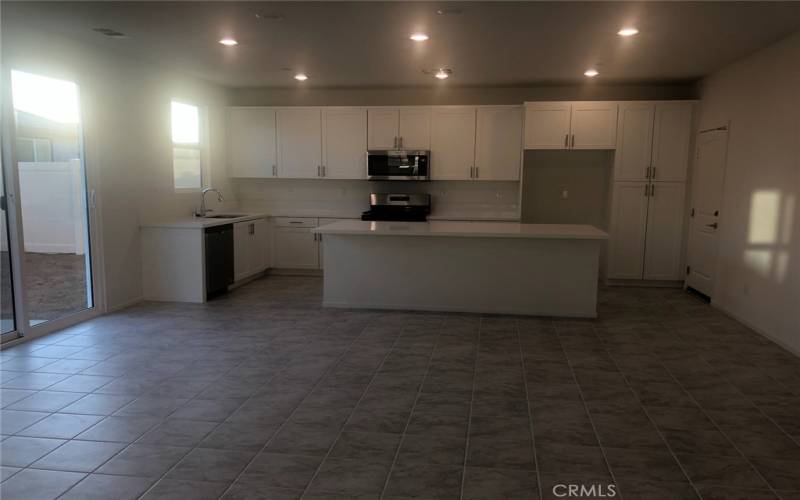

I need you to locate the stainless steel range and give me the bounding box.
[360,193,431,222]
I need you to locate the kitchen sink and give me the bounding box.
[204,214,247,219]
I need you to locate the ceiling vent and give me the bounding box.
[92,28,129,38]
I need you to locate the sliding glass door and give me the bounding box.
[1,159,16,338]
[1,69,97,341]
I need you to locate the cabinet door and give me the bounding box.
[430,107,476,180]
[571,102,618,149]
[614,103,655,181]
[398,108,431,150]
[644,182,686,280]
[367,108,399,149]
[607,181,650,280]
[523,102,572,149]
[651,103,693,182]
[322,108,367,179]
[251,218,269,274]
[227,107,277,178]
[317,218,351,270]
[233,222,250,282]
[277,108,322,178]
[273,227,319,269]
[475,106,522,181]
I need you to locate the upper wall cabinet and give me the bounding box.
[475,106,522,181]
[277,108,322,179]
[524,101,617,150]
[651,103,693,182]
[614,101,693,182]
[367,107,431,150]
[227,107,278,178]
[430,107,477,180]
[322,107,367,179]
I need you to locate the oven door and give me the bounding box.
[367,150,429,180]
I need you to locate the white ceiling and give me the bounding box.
[4,1,800,88]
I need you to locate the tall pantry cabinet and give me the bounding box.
[607,102,694,281]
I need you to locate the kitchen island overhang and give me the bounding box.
[314,221,609,318]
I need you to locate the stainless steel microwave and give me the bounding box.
[367,150,430,181]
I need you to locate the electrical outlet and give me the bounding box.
[561,189,569,200]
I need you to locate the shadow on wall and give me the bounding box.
[520,150,613,228]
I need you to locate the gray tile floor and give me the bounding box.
[1,276,799,500]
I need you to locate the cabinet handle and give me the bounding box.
[571,134,575,148]
[322,165,326,177]
[399,136,403,149]
[249,223,255,235]
[651,184,655,197]
[475,166,479,179]
[564,134,569,148]
[469,166,473,178]
[290,221,303,224]
[644,184,649,197]
[393,137,398,149]
[651,167,656,180]
[645,167,650,179]
[272,165,277,176]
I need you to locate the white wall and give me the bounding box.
[2,25,232,310]
[696,31,800,352]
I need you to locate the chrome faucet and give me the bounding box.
[195,188,224,217]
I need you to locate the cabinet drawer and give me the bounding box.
[274,217,318,228]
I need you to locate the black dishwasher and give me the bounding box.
[204,224,234,298]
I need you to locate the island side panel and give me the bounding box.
[322,234,601,317]
[142,227,206,303]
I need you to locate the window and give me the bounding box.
[171,100,203,190]
[16,138,53,162]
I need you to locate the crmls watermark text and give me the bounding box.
[552,484,617,498]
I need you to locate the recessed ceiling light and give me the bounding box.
[219,38,238,46]
[435,69,451,80]
[410,33,429,42]
[437,8,462,15]
[584,69,599,77]
[617,27,639,37]
[294,73,309,81]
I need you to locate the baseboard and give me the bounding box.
[604,279,684,288]
[270,268,323,277]
[711,301,800,358]
[322,300,597,318]
[106,295,144,313]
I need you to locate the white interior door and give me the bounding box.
[430,107,476,180]
[651,103,693,182]
[475,106,522,181]
[614,103,655,181]
[607,181,650,279]
[686,127,729,296]
[227,107,277,178]
[322,108,367,179]
[644,182,687,280]
[277,108,322,178]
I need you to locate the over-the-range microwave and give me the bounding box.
[366,150,430,181]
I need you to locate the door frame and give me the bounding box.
[684,122,730,299]
[0,64,106,345]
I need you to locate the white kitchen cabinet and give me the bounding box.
[651,103,693,182]
[322,108,367,179]
[233,218,270,282]
[430,107,477,180]
[607,182,650,279]
[571,102,618,149]
[475,106,522,181]
[643,182,686,280]
[273,217,319,269]
[524,102,572,149]
[227,107,277,178]
[277,108,322,179]
[614,103,655,181]
[524,101,617,150]
[367,107,431,150]
[398,108,431,150]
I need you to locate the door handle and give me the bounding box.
[705,223,718,229]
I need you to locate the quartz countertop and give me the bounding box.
[140,213,269,229]
[313,220,609,240]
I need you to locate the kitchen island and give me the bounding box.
[314,220,609,318]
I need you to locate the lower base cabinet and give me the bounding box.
[233,218,270,282]
[272,217,354,270]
